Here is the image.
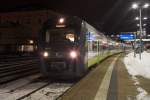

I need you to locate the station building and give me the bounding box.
[0,10,62,54]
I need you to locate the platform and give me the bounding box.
[58,54,138,100]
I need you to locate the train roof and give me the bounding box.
[84,21,107,41]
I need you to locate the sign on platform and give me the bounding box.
[119,32,135,40]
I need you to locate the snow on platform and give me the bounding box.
[124,51,150,79]
[124,51,150,100]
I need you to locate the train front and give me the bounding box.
[39,17,83,79]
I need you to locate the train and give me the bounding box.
[38,16,122,79]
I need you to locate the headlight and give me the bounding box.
[70,51,77,59]
[43,51,49,57]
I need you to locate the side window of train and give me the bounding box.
[46,30,50,43]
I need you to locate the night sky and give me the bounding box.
[0,0,150,35]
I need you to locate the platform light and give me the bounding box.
[143,3,149,8]
[143,24,147,26]
[59,18,64,24]
[132,3,138,9]
[135,17,139,20]
[137,24,140,27]
[143,17,148,20]
[132,2,149,60]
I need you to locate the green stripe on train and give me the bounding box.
[87,51,113,68]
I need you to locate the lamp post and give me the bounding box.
[132,3,149,60]
[139,7,142,60]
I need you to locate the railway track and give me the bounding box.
[0,55,40,84]
[0,74,73,100]
[0,56,38,64]
[21,82,73,100]
[0,54,122,100]
[0,55,74,100]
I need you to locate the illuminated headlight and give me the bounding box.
[70,51,77,59]
[59,18,64,23]
[43,51,49,57]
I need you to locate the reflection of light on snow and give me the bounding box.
[142,95,150,100]
[132,76,140,85]
[124,51,150,100]
[130,76,147,100]
[136,87,147,100]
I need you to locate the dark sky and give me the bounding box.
[0,0,150,34]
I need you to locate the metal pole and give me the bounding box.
[139,8,142,60]
[134,32,136,57]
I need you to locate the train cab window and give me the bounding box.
[45,29,76,44]
[66,33,75,42]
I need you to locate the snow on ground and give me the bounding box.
[124,51,150,100]
[124,51,150,79]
